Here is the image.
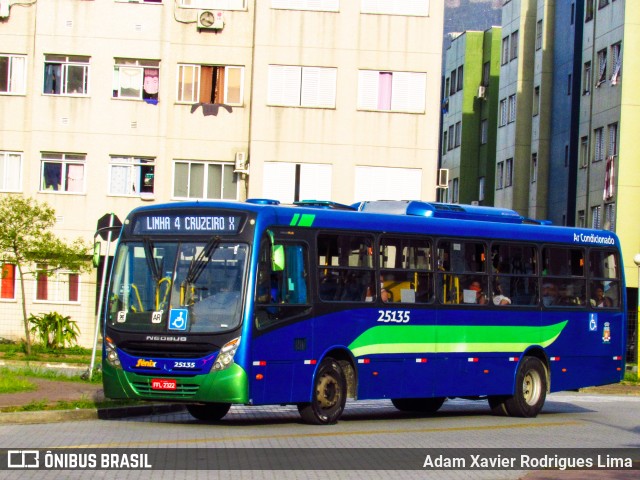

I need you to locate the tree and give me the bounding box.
[0,195,91,355]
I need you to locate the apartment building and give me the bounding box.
[0,0,444,345]
[440,28,501,205]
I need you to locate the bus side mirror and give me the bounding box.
[92,242,101,268]
[272,244,285,272]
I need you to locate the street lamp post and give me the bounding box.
[634,254,640,381]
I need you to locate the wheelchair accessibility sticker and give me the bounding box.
[169,309,189,331]
[589,313,598,332]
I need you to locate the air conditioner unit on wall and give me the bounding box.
[477,85,486,99]
[234,152,248,173]
[437,168,449,188]
[197,10,224,30]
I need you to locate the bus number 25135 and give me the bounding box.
[377,310,410,323]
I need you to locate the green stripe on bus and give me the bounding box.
[290,213,315,227]
[348,321,568,357]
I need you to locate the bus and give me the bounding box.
[101,199,627,424]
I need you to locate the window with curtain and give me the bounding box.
[109,156,155,196]
[0,151,22,192]
[177,64,244,105]
[0,54,27,95]
[596,49,607,87]
[267,65,336,108]
[40,153,85,193]
[43,55,90,95]
[357,69,426,113]
[113,58,160,103]
[1,264,15,299]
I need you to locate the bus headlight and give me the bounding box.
[213,337,241,371]
[105,337,121,368]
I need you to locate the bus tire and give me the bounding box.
[503,356,547,417]
[391,397,445,414]
[186,403,231,422]
[297,357,347,425]
[488,395,510,416]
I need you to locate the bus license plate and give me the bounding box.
[151,379,177,391]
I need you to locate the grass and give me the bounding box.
[0,342,98,365]
[0,370,38,394]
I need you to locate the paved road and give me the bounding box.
[1,392,639,479]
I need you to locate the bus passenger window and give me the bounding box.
[379,236,434,304]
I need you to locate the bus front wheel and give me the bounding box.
[489,356,547,418]
[298,357,347,425]
[186,402,231,422]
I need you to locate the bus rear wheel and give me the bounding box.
[298,357,347,425]
[392,397,445,414]
[186,402,231,422]
[490,356,547,418]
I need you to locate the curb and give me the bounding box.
[0,403,186,425]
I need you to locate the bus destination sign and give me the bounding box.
[132,213,243,235]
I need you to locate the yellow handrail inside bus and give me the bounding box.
[156,277,171,310]
[130,283,144,312]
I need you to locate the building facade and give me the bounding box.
[0,0,444,346]
[440,27,501,205]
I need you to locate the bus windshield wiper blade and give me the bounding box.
[185,236,221,285]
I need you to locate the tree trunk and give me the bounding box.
[16,263,31,356]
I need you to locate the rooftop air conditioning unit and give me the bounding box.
[437,168,449,188]
[477,85,486,99]
[234,152,248,173]
[197,10,224,30]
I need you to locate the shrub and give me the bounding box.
[28,312,80,350]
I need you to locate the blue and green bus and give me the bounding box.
[102,199,626,424]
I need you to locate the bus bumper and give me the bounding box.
[103,362,249,404]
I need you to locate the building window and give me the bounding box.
[40,153,85,193]
[501,37,509,65]
[270,0,336,11]
[531,153,538,183]
[499,99,507,126]
[496,161,504,190]
[442,131,448,156]
[173,161,237,200]
[360,0,428,16]
[598,0,609,9]
[478,177,485,201]
[269,65,337,108]
[43,55,90,96]
[444,77,450,98]
[482,61,490,87]
[35,266,80,303]
[109,156,155,197]
[580,136,589,168]
[532,86,540,116]
[510,31,519,61]
[586,0,594,21]
[456,65,463,92]
[448,125,455,150]
[117,0,163,3]
[507,94,516,123]
[607,123,618,157]
[505,158,513,187]
[450,69,457,95]
[610,42,621,85]
[177,64,244,105]
[480,119,488,145]
[0,151,22,192]
[0,54,27,95]
[583,61,591,95]
[454,121,462,148]
[1,264,16,300]
[577,210,585,227]
[452,178,459,203]
[535,20,543,50]
[113,58,159,103]
[594,127,604,163]
[596,49,607,87]
[357,69,426,113]
[604,203,615,231]
[591,205,601,229]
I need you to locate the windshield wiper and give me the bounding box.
[185,236,221,286]
[142,238,160,281]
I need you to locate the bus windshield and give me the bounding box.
[107,240,248,334]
